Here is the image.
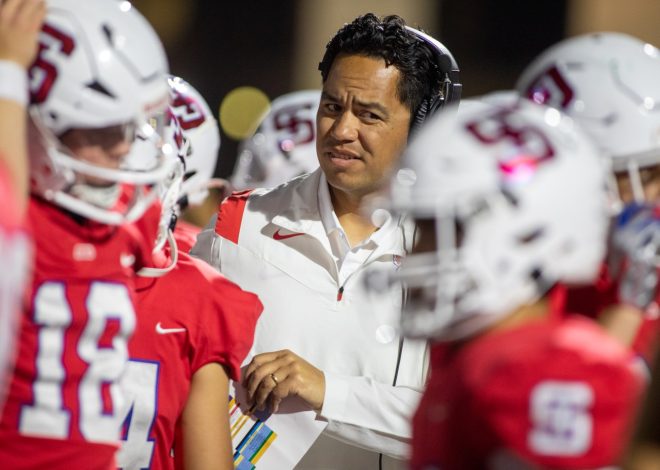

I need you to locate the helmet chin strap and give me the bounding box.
[137,229,179,278]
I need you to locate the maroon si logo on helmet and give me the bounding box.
[30,24,76,104]
[465,107,556,182]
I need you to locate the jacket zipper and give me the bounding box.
[335,249,384,302]
[335,219,409,303]
[337,286,344,301]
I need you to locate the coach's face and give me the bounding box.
[316,53,411,201]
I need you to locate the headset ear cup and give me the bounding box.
[411,99,430,133]
[427,94,445,117]
[404,26,460,134]
[411,94,445,134]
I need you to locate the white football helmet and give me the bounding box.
[167,75,221,207]
[388,96,609,341]
[231,89,320,190]
[516,32,660,203]
[28,0,173,225]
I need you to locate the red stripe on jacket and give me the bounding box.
[215,189,253,244]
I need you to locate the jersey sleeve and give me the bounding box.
[173,220,201,254]
[187,255,262,381]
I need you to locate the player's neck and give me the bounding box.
[329,185,377,247]
[487,298,550,334]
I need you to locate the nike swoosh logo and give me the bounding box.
[155,322,187,334]
[273,229,305,240]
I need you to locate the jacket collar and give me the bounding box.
[270,168,410,258]
[270,169,327,241]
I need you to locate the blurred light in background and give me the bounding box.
[219,86,271,140]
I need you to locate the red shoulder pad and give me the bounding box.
[215,189,253,244]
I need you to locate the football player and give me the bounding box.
[165,75,223,253]
[0,1,172,468]
[117,102,263,470]
[516,33,660,363]
[383,97,644,468]
[230,89,321,191]
[0,0,44,414]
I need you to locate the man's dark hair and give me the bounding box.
[318,14,443,119]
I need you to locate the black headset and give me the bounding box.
[405,26,462,132]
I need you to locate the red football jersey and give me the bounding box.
[564,262,660,363]
[116,251,262,470]
[173,219,201,254]
[0,163,31,416]
[0,197,153,470]
[412,316,644,470]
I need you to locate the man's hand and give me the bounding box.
[243,349,325,414]
[0,0,45,68]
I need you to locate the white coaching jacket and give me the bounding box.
[191,169,429,469]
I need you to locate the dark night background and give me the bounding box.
[134,0,568,179]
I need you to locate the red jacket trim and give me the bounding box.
[215,189,253,244]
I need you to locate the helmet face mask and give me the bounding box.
[126,101,189,251]
[399,191,559,340]
[154,157,184,253]
[29,109,176,225]
[384,97,609,341]
[517,32,660,206]
[231,90,321,190]
[400,216,478,339]
[28,0,171,225]
[130,110,187,278]
[613,160,660,204]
